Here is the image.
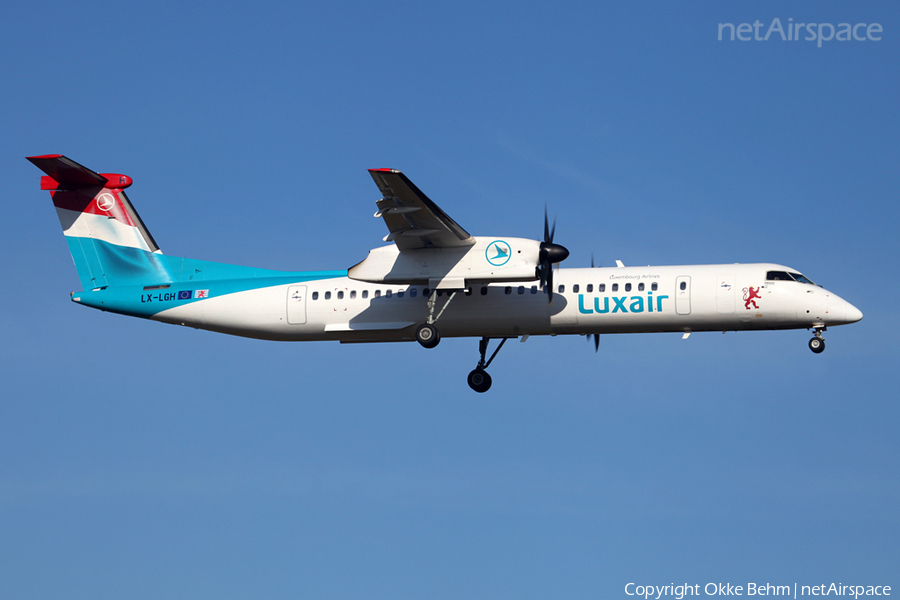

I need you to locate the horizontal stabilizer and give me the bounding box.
[27,154,109,189]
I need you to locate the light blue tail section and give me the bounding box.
[64,236,175,290]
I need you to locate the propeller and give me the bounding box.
[538,207,570,304]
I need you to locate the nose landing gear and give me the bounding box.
[467,336,509,393]
[809,328,826,354]
[467,368,492,393]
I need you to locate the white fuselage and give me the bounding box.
[151,263,862,343]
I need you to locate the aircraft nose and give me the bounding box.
[845,301,863,323]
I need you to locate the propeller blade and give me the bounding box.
[547,266,554,305]
[593,334,600,352]
[543,206,550,243]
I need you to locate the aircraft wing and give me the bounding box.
[369,169,475,251]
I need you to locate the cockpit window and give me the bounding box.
[789,272,815,285]
[766,270,816,285]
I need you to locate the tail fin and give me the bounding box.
[28,154,173,290]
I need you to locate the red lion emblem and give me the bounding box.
[743,286,761,310]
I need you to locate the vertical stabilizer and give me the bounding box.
[28,155,173,290]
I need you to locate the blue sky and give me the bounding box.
[1,1,897,598]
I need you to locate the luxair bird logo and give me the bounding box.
[743,286,762,310]
[96,193,115,211]
[485,240,511,266]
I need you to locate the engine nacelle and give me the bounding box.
[348,236,542,288]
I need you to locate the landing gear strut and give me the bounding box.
[415,289,458,349]
[467,336,508,393]
[809,327,826,354]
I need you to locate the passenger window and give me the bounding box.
[386,289,392,298]
[325,291,331,300]
[573,284,580,293]
[599,284,606,292]
[531,285,537,294]
[586,284,593,292]
[337,291,344,299]
[480,286,488,296]
[612,284,618,292]
[505,286,512,295]
[680,282,686,290]
[423,288,430,297]
[558,285,565,293]
[638,283,644,291]
[362,290,368,299]
[651,283,658,291]
[312,291,319,300]
[397,290,405,298]
[625,283,631,292]
[409,288,417,298]
[374,290,381,298]
[464,288,472,296]
[518,286,525,294]
[350,290,357,299]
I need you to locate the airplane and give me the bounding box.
[28,154,863,392]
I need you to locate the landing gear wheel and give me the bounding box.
[467,368,492,393]
[416,323,440,349]
[809,337,825,354]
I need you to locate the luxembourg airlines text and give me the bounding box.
[717,18,883,47]
[625,582,891,599]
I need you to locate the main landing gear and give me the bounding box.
[415,289,459,349]
[467,337,508,393]
[809,327,826,354]
[415,323,440,349]
[412,288,507,393]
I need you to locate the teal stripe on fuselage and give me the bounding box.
[65,237,339,287]
[65,237,347,317]
[72,272,347,318]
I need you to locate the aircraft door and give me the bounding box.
[675,276,691,315]
[287,285,307,324]
[716,274,735,313]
